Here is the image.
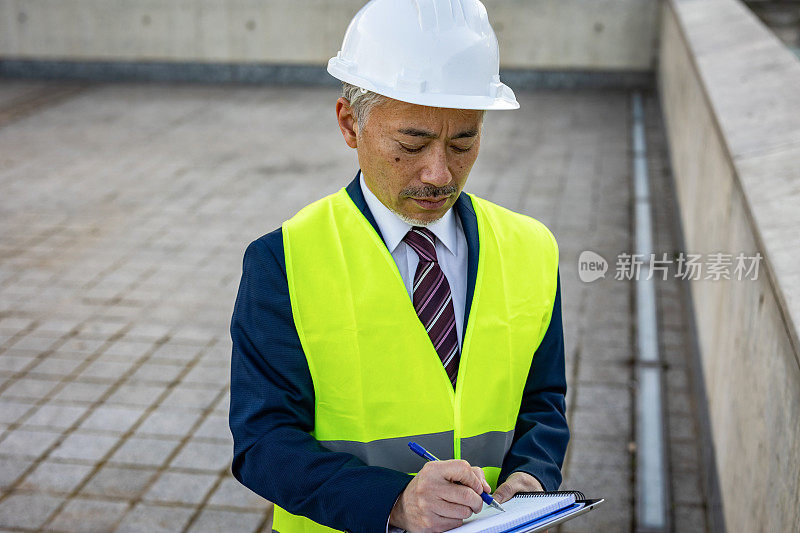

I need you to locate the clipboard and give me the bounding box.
[395,493,604,533]
[508,498,605,533]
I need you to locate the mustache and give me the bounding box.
[401,184,458,199]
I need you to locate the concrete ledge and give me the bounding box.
[658,0,800,530]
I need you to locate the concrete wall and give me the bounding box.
[658,0,800,529]
[0,0,659,71]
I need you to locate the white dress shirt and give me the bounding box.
[359,172,468,346]
[360,172,468,533]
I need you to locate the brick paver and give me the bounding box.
[0,81,708,531]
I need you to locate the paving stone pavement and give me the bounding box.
[0,81,709,531]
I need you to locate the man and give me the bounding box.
[229,1,569,532]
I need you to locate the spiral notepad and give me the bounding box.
[452,491,585,533]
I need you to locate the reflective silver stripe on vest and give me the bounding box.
[460,430,515,468]
[320,431,454,472]
[319,429,514,471]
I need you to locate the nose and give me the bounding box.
[419,144,452,187]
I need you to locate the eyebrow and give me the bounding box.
[397,128,479,140]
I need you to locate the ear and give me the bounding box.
[336,97,358,149]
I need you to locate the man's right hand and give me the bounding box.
[389,460,492,532]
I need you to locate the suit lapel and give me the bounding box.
[344,170,480,347]
[453,191,479,337]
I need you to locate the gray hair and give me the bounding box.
[341,81,487,134]
[341,82,389,133]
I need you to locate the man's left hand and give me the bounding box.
[492,472,544,504]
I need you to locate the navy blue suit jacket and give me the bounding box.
[229,172,569,532]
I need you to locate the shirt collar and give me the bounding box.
[358,171,459,257]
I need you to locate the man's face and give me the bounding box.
[343,98,483,225]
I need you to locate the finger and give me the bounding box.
[432,498,476,520]
[440,460,484,496]
[471,466,492,494]
[440,483,484,514]
[492,481,515,504]
[471,473,491,496]
[430,511,466,532]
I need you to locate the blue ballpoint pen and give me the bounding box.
[408,442,506,512]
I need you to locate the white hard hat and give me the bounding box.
[327,0,519,110]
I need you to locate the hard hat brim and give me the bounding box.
[328,60,520,111]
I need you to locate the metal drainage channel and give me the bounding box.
[631,92,670,532]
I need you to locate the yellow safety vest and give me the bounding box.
[275,187,559,532]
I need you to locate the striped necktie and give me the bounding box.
[402,227,460,388]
